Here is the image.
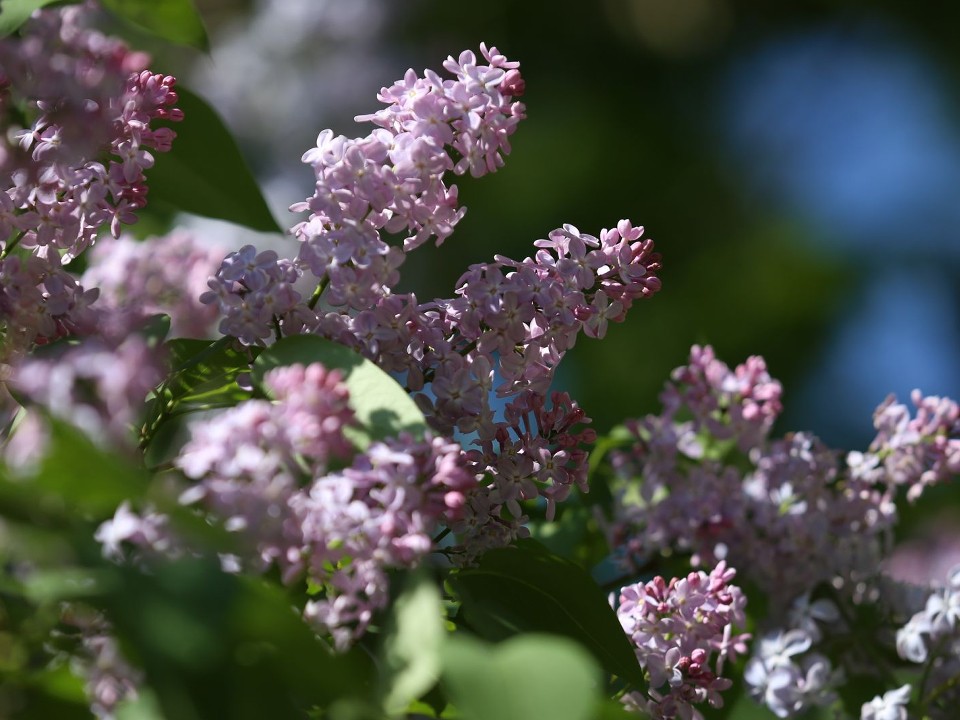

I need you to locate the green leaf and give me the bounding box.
[100,0,208,50]
[147,86,281,233]
[253,335,427,448]
[141,338,256,463]
[19,567,115,603]
[164,337,255,409]
[449,539,645,689]
[101,558,376,719]
[0,0,70,36]
[442,633,601,720]
[140,313,172,348]
[382,572,445,715]
[31,420,148,516]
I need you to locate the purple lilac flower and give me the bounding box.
[62,606,143,720]
[200,244,312,345]
[12,333,165,448]
[616,562,750,720]
[289,43,526,312]
[295,433,473,647]
[602,346,902,614]
[858,390,960,501]
[174,362,473,647]
[0,253,100,358]
[95,501,180,563]
[0,6,182,262]
[743,626,840,719]
[81,231,224,338]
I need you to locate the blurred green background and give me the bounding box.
[167,0,960,450]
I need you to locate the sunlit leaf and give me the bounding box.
[382,572,445,715]
[442,634,601,720]
[0,0,70,36]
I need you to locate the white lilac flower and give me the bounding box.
[861,684,912,720]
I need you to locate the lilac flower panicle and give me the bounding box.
[617,562,750,720]
[0,6,182,261]
[11,334,165,448]
[173,361,474,647]
[62,607,143,720]
[82,231,224,338]
[295,433,474,647]
[0,253,100,357]
[865,390,960,501]
[602,345,902,613]
[290,43,527,314]
[200,245,310,345]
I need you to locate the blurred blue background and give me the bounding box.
[173,0,960,451]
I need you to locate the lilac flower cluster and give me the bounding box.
[0,5,181,359]
[0,6,182,261]
[10,333,165,450]
[68,612,143,720]
[849,390,960,502]
[197,47,662,564]
[340,221,659,560]
[604,346,960,718]
[283,44,526,314]
[743,595,843,718]
[616,562,750,720]
[81,231,225,338]
[603,345,910,609]
[293,42,524,274]
[0,253,99,358]
[891,566,960,716]
[199,244,310,345]
[169,362,474,647]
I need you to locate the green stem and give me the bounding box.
[1,231,26,259]
[924,668,960,712]
[307,276,329,310]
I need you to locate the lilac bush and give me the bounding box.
[0,4,957,720]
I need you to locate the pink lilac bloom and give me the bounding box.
[61,605,143,720]
[0,5,182,262]
[602,346,903,614]
[200,244,313,345]
[81,231,224,338]
[856,390,960,501]
[11,333,165,449]
[0,252,100,358]
[312,221,659,562]
[616,562,750,720]
[289,43,526,312]
[295,433,473,647]
[175,363,357,578]
[173,362,473,647]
